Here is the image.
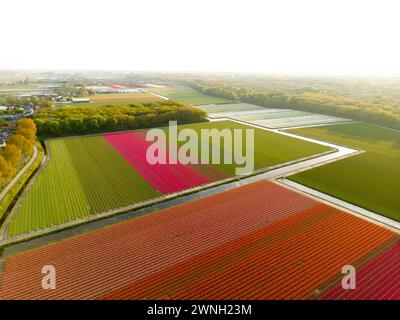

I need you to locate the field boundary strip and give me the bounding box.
[144,90,169,100]
[277,120,357,131]
[209,117,365,179]
[286,122,400,222]
[210,117,360,149]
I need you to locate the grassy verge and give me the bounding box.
[0,142,44,220]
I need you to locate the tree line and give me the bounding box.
[58,83,94,97]
[0,119,36,188]
[34,100,208,137]
[0,96,53,109]
[181,78,400,130]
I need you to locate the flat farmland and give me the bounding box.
[0,181,397,300]
[250,114,351,129]
[103,131,221,194]
[57,92,162,107]
[320,241,400,300]
[289,122,400,221]
[198,102,265,114]
[200,102,352,129]
[7,120,330,237]
[145,84,185,93]
[8,137,160,237]
[165,91,233,105]
[0,84,38,90]
[168,121,331,176]
[149,85,234,105]
[83,99,160,107]
[89,92,161,102]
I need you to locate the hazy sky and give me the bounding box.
[2,0,400,74]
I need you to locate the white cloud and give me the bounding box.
[1,0,399,75]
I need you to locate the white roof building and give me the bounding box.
[71,98,90,103]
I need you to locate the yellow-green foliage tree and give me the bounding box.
[7,134,34,160]
[17,118,37,134]
[15,127,36,141]
[2,144,22,168]
[0,155,16,187]
[0,118,37,189]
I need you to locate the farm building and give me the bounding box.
[71,98,90,103]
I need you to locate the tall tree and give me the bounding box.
[79,83,89,97]
[7,134,33,160]
[0,155,16,186]
[17,118,37,134]
[16,127,36,141]
[2,144,22,168]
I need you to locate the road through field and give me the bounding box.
[209,118,361,179]
[219,118,400,232]
[144,89,169,100]
[0,145,38,203]
[0,119,366,246]
[0,120,332,244]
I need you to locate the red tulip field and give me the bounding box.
[103,132,213,193]
[0,180,398,300]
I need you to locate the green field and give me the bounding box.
[197,102,352,129]
[197,102,265,114]
[54,92,162,107]
[8,137,160,237]
[164,91,234,105]
[170,121,331,176]
[150,86,234,105]
[0,143,44,220]
[55,99,161,107]
[289,122,400,221]
[0,84,38,90]
[7,120,330,237]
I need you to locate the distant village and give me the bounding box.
[0,105,34,149]
[0,71,162,148]
[0,76,54,148]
